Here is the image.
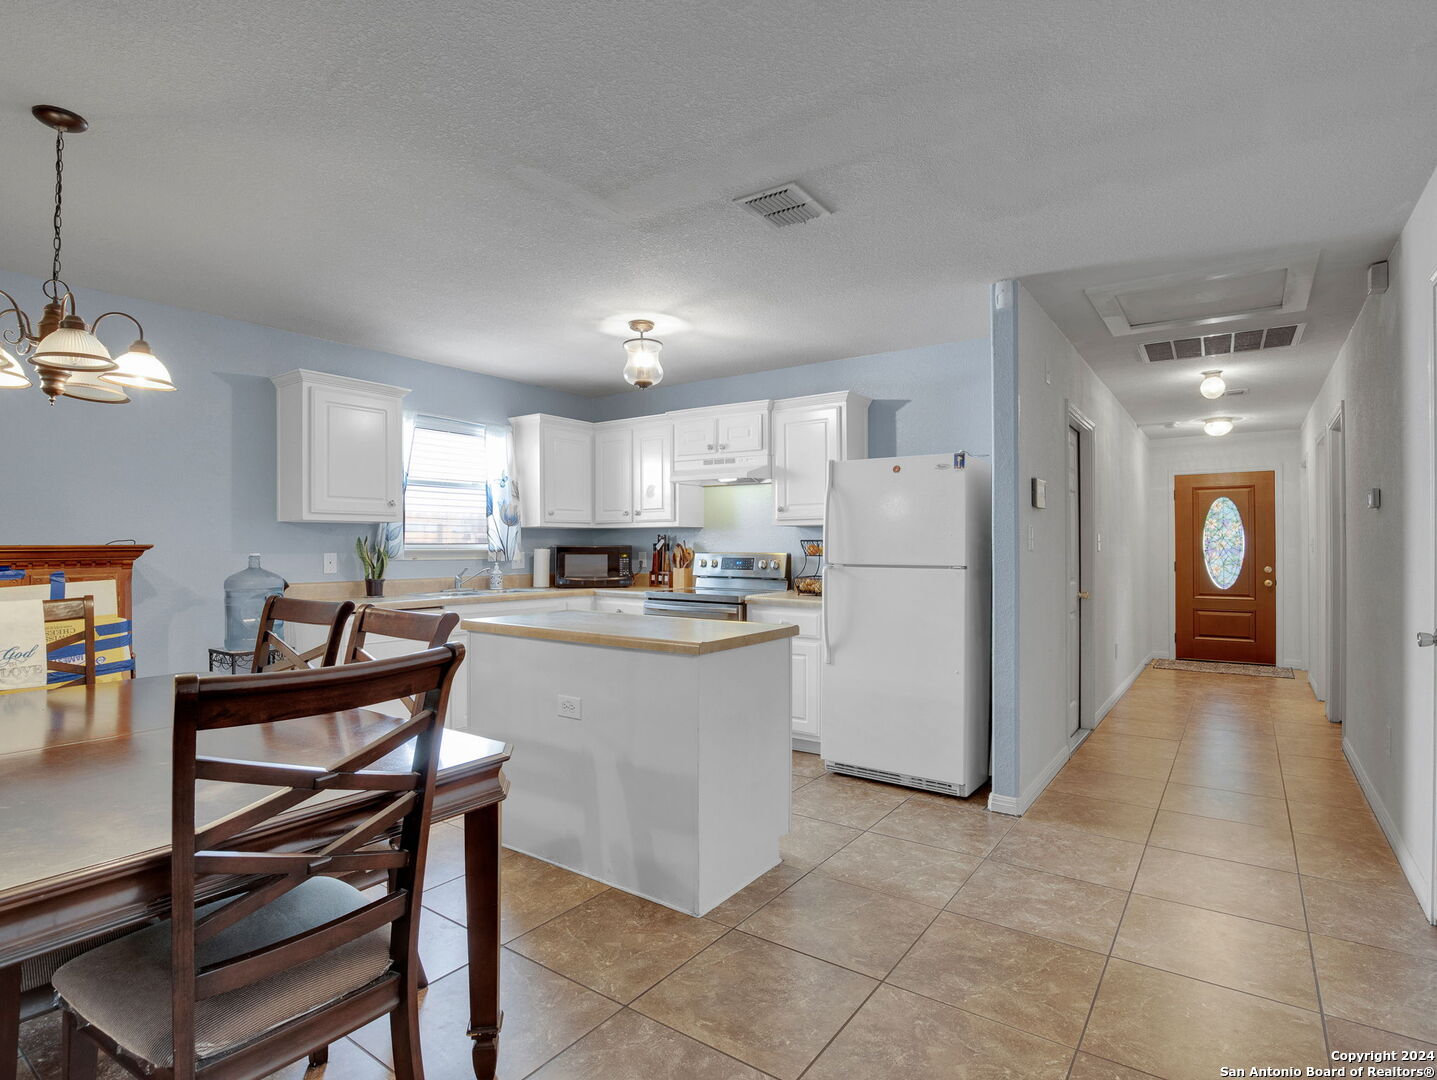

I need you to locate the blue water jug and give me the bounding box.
[223,554,287,651]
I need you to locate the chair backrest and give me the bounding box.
[251,595,355,673]
[345,606,460,663]
[43,596,96,687]
[169,645,464,1080]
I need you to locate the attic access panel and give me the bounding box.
[1085,253,1319,337]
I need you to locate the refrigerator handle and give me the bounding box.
[822,563,833,664]
[822,457,835,551]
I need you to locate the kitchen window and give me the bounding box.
[402,415,490,554]
[400,415,521,560]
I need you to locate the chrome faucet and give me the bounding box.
[453,567,484,590]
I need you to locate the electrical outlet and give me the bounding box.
[323,552,338,575]
[512,550,527,569]
[558,695,582,720]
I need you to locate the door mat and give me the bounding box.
[1152,658,1294,679]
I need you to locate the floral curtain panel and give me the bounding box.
[486,428,521,565]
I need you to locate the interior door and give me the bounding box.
[1065,426,1082,736]
[1175,470,1277,664]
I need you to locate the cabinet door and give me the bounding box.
[715,410,766,453]
[773,406,840,524]
[309,386,402,520]
[673,415,718,457]
[632,424,674,523]
[594,427,634,524]
[791,637,822,740]
[540,423,594,524]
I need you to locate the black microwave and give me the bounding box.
[553,546,634,588]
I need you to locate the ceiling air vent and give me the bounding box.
[735,183,829,228]
[1138,324,1305,363]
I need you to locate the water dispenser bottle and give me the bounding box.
[224,554,286,651]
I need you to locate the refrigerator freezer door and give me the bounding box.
[826,454,969,567]
[820,565,986,794]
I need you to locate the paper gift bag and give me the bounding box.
[0,599,47,693]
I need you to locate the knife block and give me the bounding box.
[671,567,694,590]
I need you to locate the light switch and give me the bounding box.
[1366,488,1382,510]
[1031,478,1047,508]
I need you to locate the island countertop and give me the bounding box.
[462,610,798,656]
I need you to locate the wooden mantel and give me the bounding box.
[0,545,152,620]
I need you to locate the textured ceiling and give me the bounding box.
[0,1,1434,395]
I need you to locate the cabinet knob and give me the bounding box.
[548,510,555,517]
[707,444,714,451]
[623,511,630,517]
[387,500,396,507]
[777,506,786,512]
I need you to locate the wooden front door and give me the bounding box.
[1175,471,1277,664]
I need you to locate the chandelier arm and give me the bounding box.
[0,290,37,348]
[92,311,146,341]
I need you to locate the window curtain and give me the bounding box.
[486,427,521,565]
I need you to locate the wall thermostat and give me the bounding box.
[1031,478,1047,509]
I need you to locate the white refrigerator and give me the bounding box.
[820,452,991,796]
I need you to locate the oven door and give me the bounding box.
[643,598,746,621]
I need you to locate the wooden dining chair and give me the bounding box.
[43,597,97,687]
[51,645,465,1080]
[345,607,461,717]
[250,596,355,673]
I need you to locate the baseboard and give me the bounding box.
[1094,651,1158,724]
[988,740,1071,817]
[791,734,821,755]
[1343,739,1434,923]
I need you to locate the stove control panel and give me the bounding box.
[693,551,789,581]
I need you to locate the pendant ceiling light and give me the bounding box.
[1199,369,1227,400]
[0,106,176,405]
[1203,416,1235,437]
[622,319,664,389]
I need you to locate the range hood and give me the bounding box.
[673,450,773,486]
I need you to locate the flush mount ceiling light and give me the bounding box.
[622,319,664,389]
[1199,370,1227,399]
[0,106,176,406]
[1203,417,1236,437]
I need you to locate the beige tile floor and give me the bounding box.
[16,668,1437,1079]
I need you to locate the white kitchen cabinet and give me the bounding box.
[592,595,646,615]
[594,423,635,524]
[511,414,595,526]
[631,422,672,523]
[746,603,823,750]
[771,392,869,526]
[671,402,769,457]
[272,370,409,523]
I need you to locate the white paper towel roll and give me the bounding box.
[532,548,551,589]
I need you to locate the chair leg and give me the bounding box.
[308,1045,329,1068]
[389,990,425,1080]
[60,1012,97,1080]
[416,957,430,990]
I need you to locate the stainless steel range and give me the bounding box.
[643,551,791,621]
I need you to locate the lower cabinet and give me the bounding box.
[745,604,823,750]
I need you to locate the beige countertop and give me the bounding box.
[743,590,822,608]
[462,610,799,656]
[374,586,643,611]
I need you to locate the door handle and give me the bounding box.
[1419,631,1437,647]
[1077,591,1091,600]
[1264,579,1274,588]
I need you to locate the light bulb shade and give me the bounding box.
[1199,371,1227,400]
[31,325,115,372]
[1203,417,1234,437]
[102,340,175,390]
[623,336,664,389]
[0,348,32,389]
[60,368,130,404]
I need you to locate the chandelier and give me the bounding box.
[0,106,175,405]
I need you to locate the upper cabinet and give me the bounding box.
[594,423,636,524]
[273,370,409,523]
[512,414,594,526]
[772,392,870,525]
[632,421,674,523]
[673,403,769,457]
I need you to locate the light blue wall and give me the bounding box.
[527,339,994,570]
[0,269,588,676]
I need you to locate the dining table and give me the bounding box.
[0,674,510,1080]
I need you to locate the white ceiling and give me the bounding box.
[0,1,1434,396]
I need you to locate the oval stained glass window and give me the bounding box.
[1202,496,1245,590]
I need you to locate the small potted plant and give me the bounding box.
[356,534,388,596]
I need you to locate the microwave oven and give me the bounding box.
[553,546,634,588]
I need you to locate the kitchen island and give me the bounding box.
[463,610,797,916]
